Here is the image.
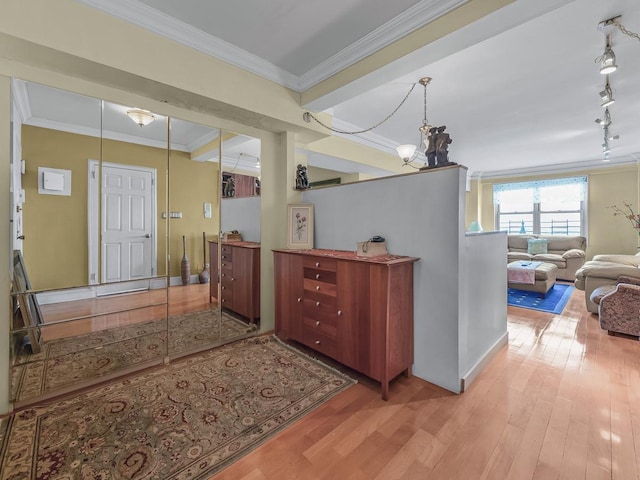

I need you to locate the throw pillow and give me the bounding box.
[527,238,548,255]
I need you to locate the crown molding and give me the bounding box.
[470,155,639,180]
[25,116,189,152]
[77,0,300,90]
[78,0,468,92]
[298,0,469,90]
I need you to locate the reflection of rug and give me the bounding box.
[508,284,574,313]
[11,310,254,403]
[0,336,355,479]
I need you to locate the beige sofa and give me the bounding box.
[575,253,640,313]
[507,234,586,281]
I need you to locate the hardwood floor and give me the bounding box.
[213,288,640,479]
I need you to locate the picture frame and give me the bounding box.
[12,250,43,354]
[287,203,314,249]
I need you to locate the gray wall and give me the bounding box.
[304,167,467,392]
[221,196,260,243]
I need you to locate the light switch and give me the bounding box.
[204,202,212,219]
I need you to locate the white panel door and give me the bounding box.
[101,165,154,283]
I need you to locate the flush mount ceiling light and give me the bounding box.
[599,77,615,107]
[126,108,155,127]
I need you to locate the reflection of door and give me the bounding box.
[88,161,157,286]
[101,165,155,283]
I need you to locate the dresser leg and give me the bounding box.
[403,367,412,378]
[381,382,389,401]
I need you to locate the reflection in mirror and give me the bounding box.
[215,132,261,331]
[9,80,169,406]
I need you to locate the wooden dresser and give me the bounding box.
[209,241,260,323]
[273,248,418,400]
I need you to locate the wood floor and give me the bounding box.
[212,288,640,480]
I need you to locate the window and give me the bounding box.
[494,176,587,236]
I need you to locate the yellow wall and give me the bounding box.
[21,126,219,289]
[308,165,361,185]
[22,125,101,289]
[466,164,639,259]
[168,150,219,276]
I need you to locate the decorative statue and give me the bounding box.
[424,126,438,167]
[223,175,235,197]
[435,125,453,166]
[295,164,310,190]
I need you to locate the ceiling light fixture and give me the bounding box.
[594,108,612,127]
[396,77,433,168]
[597,34,618,75]
[599,77,615,107]
[126,108,155,127]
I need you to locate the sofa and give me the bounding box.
[507,234,586,281]
[575,253,640,313]
[589,275,640,337]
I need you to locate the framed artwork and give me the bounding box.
[287,203,314,249]
[12,250,43,353]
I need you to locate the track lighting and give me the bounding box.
[597,35,618,75]
[599,78,615,107]
[594,108,612,127]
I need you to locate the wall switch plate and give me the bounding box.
[204,202,212,218]
[170,211,182,219]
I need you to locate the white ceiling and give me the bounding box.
[59,0,640,177]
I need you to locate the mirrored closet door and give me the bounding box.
[8,80,263,407]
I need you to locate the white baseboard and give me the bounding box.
[460,331,509,392]
[36,278,170,305]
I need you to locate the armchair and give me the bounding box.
[591,276,640,338]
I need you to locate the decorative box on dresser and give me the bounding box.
[273,248,419,400]
[209,241,260,323]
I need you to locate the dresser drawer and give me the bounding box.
[220,289,233,307]
[304,267,336,284]
[302,257,337,272]
[221,244,233,255]
[300,327,338,358]
[220,260,233,273]
[302,307,337,338]
[303,278,337,297]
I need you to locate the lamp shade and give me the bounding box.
[396,144,416,161]
[127,108,155,127]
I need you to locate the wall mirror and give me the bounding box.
[213,131,262,336]
[8,80,263,407]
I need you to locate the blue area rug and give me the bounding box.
[508,284,574,314]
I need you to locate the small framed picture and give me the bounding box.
[287,203,314,249]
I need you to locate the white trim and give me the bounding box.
[460,331,508,392]
[185,128,219,153]
[87,159,100,285]
[78,0,299,90]
[299,0,469,90]
[78,0,468,92]
[36,287,96,305]
[11,78,30,123]
[25,117,184,152]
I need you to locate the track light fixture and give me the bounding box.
[597,34,618,74]
[599,77,615,107]
[594,108,612,127]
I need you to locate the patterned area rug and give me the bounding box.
[508,284,574,314]
[11,310,255,403]
[0,336,355,479]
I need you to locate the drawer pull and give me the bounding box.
[337,310,342,316]
[315,340,320,345]
[222,273,225,277]
[315,262,320,267]
[297,297,302,303]
[315,273,320,279]
[222,255,226,259]
[315,286,320,291]
[222,286,225,290]
[316,321,320,326]
[231,277,235,281]
[316,301,320,307]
